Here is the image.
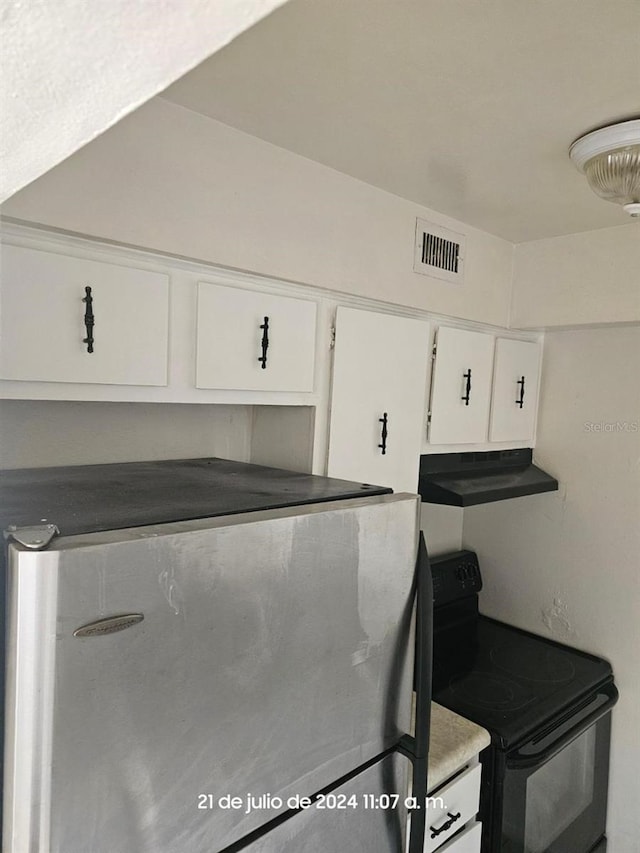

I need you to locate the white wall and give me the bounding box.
[421,504,463,557]
[1,98,514,328]
[1,0,289,202]
[511,223,640,328]
[462,326,640,853]
[0,401,252,469]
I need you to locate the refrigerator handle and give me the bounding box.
[398,532,433,853]
[407,755,427,853]
[412,531,433,761]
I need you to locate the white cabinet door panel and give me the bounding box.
[437,821,482,853]
[424,764,482,852]
[327,307,430,493]
[0,245,169,386]
[196,283,317,391]
[429,327,495,445]
[489,338,541,442]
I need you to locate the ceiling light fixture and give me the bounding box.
[569,119,640,218]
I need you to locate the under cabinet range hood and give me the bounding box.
[419,449,558,507]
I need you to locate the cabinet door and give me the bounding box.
[196,283,317,391]
[327,307,430,493]
[436,822,482,853]
[425,764,481,852]
[489,338,541,442]
[0,245,169,386]
[428,327,495,444]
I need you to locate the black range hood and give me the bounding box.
[419,448,558,507]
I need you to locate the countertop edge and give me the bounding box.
[428,702,491,792]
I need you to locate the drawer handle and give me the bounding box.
[258,316,269,369]
[378,412,388,455]
[82,286,95,353]
[461,369,472,405]
[515,375,525,408]
[429,811,461,839]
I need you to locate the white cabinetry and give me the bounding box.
[424,702,489,852]
[428,327,542,448]
[428,327,495,445]
[426,764,482,852]
[0,245,169,386]
[489,338,541,442]
[196,282,317,392]
[0,228,543,465]
[435,822,481,853]
[327,307,430,493]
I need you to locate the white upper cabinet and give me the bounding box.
[0,229,543,451]
[327,306,430,493]
[0,245,169,386]
[428,327,495,445]
[489,338,541,442]
[196,282,317,392]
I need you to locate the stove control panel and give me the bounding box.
[431,549,482,606]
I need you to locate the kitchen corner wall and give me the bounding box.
[420,504,463,558]
[0,97,513,328]
[462,326,640,853]
[511,223,640,328]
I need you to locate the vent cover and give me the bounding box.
[414,219,465,283]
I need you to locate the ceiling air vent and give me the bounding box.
[414,219,465,284]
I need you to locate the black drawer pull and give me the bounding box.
[516,375,525,408]
[378,412,388,455]
[430,811,461,839]
[258,316,269,369]
[82,286,95,353]
[461,369,472,405]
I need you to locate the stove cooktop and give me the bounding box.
[432,616,613,750]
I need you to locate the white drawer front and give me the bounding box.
[436,821,482,853]
[425,764,481,852]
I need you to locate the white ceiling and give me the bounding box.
[0,0,288,203]
[162,0,640,243]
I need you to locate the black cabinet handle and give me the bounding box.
[258,316,269,369]
[378,412,388,455]
[461,369,472,405]
[516,375,525,408]
[82,286,94,353]
[430,811,461,839]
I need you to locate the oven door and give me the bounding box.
[499,681,618,853]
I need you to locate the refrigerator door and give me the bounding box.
[3,493,419,853]
[236,751,412,852]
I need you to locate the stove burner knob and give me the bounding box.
[456,564,471,581]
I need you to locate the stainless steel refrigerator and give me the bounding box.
[1,458,431,853]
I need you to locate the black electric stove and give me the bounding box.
[433,609,612,750]
[431,550,617,853]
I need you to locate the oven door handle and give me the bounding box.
[507,682,618,769]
